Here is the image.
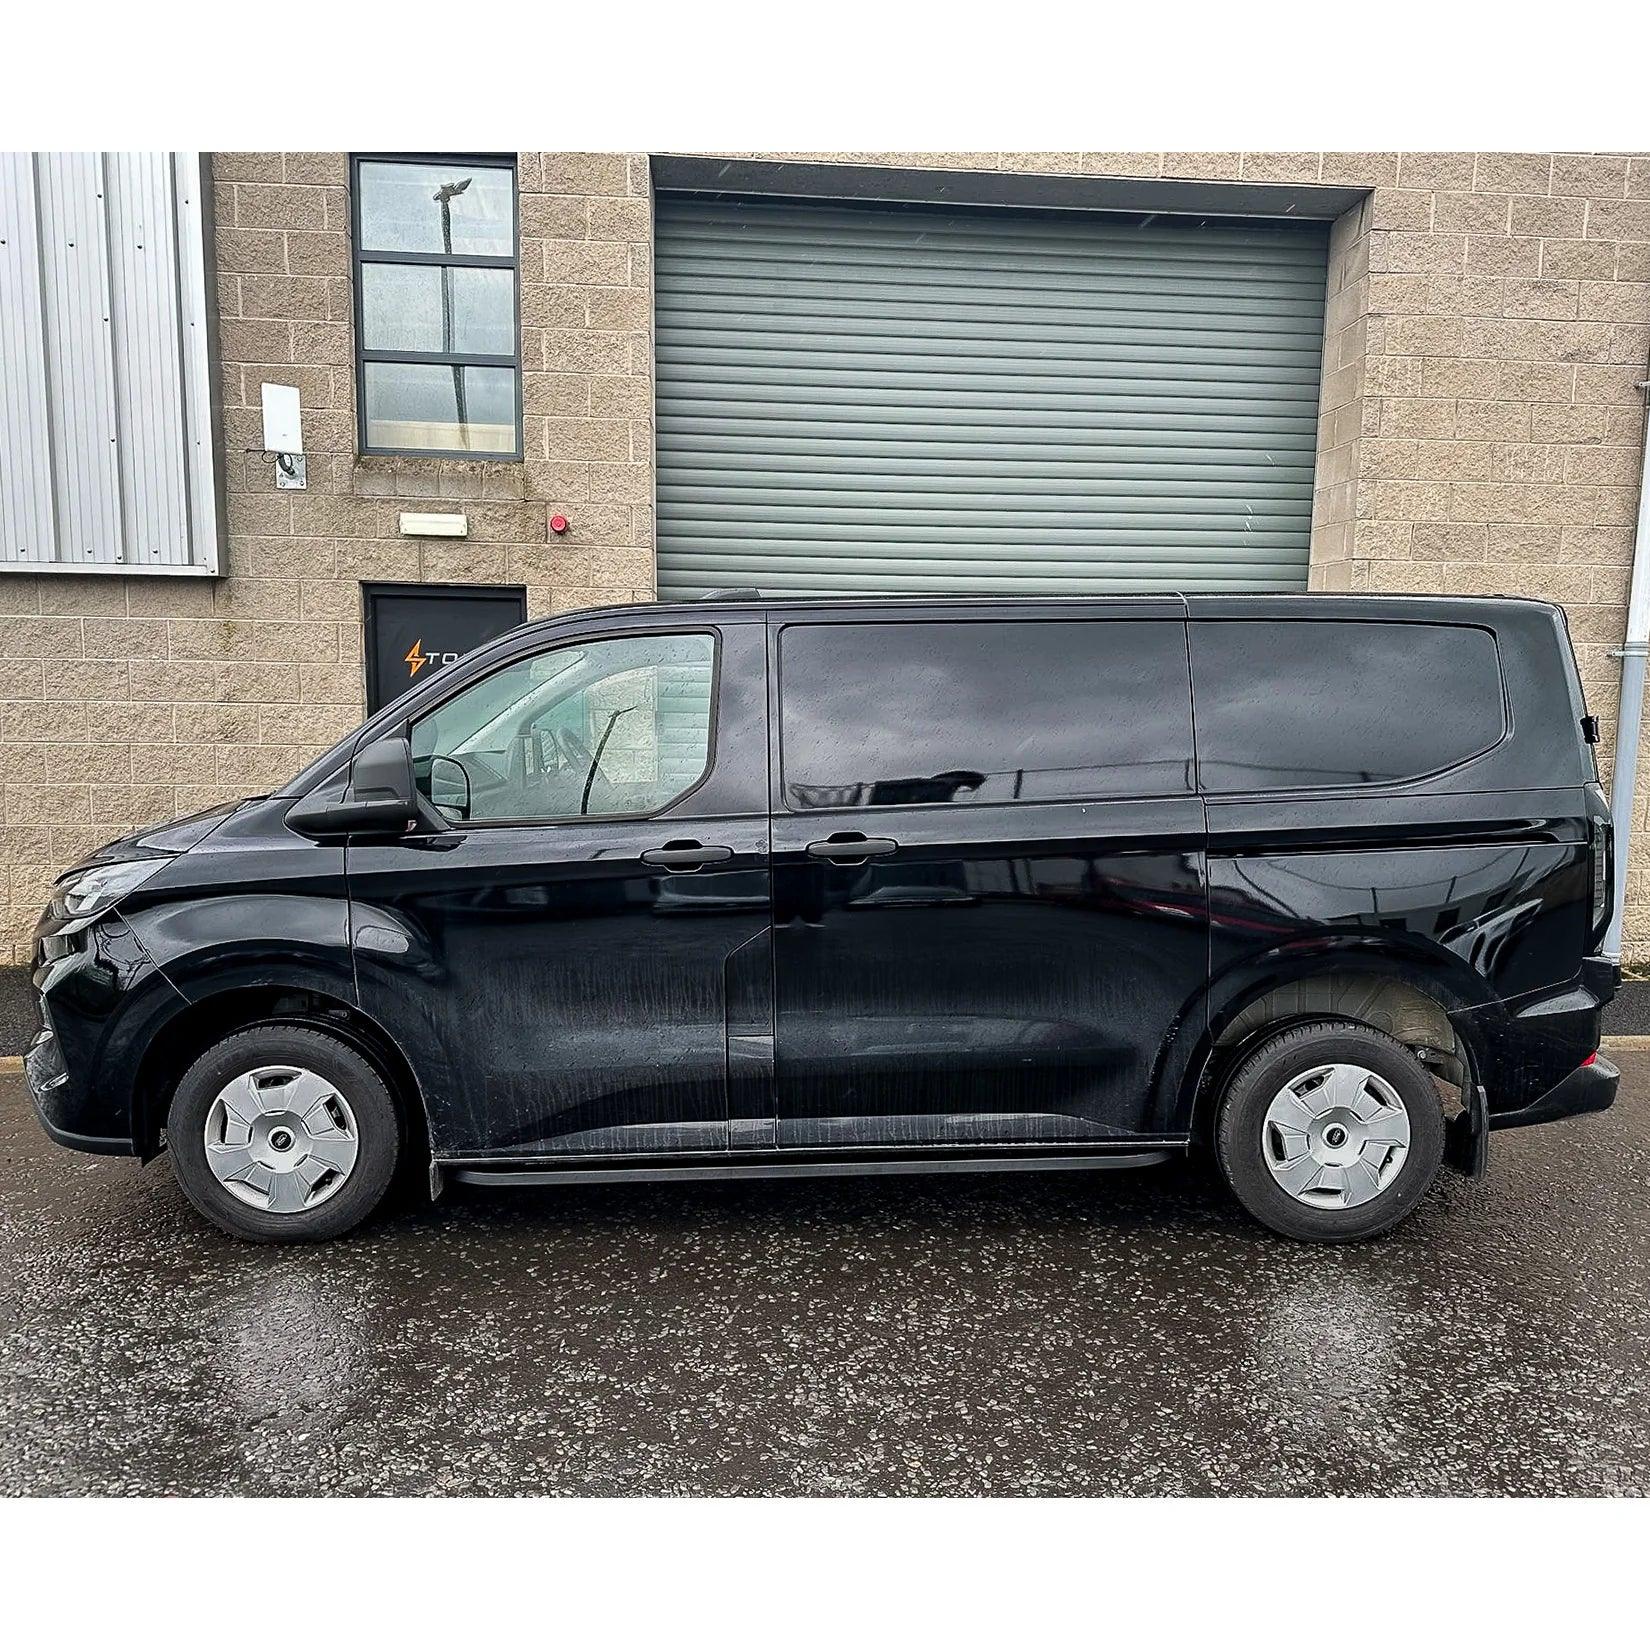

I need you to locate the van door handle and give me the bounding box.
[806,833,899,864]
[641,841,734,870]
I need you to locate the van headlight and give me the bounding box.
[50,859,167,922]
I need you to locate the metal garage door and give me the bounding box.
[653,194,1329,599]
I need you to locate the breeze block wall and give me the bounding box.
[0,152,1646,965]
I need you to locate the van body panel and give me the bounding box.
[348,813,771,1157]
[771,795,1208,1145]
[1206,832,1592,1003]
[120,797,354,1003]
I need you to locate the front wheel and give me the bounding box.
[166,1025,402,1243]
[1214,1020,1445,1242]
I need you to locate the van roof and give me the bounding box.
[567,591,1567,625]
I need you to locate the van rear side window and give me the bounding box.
[1192,620,1505,792]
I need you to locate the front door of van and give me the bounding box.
[348,621,772,1160]
[769,612,1207,1148]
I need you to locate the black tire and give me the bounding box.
[166,1025,402,1243]
[1214,1020,1445,1243]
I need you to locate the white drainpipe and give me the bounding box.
[1603,366,1650,961]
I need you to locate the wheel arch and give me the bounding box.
[1166,945,1488,1145]
[132,985,428,1164]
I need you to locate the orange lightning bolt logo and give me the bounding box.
[404,638,429,678]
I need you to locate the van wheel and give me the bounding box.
[1214,1020,1445,1242]
[166,1026,402,1243]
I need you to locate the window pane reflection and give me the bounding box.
[360,263,515,356]
[363,362,518,455]
[411,634,717,822]
[357,162,514,256]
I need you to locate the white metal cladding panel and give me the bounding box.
[0,152,218,572]
[0,154,55,561]
[107,152,189,566]
[173,155,219,574]
[653,195,1330,598]
[35,151,123,566]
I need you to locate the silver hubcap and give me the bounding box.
[203,1065,359,1214]
[1262,1062,1411,1210]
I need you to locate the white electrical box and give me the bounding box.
[260,383,303,454]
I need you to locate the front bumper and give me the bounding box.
[27,908,184,1158]
[26,1021,134,1154]
[1487,1052,1619,1132]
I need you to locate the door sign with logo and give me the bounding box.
[362,583,528,714]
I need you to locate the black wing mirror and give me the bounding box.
[287,736,418,839]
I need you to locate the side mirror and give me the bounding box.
[287,736,418,839]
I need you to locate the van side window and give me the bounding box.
[1191,620,1505,792]
[409,632,716,823]
[778,620,1194,810]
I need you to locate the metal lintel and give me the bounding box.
[650,154,1369,224]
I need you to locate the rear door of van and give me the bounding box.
[767,603,1209,1148]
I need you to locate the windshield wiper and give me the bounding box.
[581,705,636,815]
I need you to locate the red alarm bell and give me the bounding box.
[549,513,569,535]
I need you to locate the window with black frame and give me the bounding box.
[352,154,521,459]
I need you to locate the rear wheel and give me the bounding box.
[166,1025,402,1243]
[1214,1020,1445,1242]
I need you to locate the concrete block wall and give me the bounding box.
[0,151,1646,964]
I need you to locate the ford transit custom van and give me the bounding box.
[27,594,1619,1243]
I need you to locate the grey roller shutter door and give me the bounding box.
[653,195,1328,599]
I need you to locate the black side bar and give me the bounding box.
[448,1149,1176,1188]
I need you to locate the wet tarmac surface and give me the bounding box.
[2,1064,1648,1496]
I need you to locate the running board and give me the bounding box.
[446,1149,1177,1189]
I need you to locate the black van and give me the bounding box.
[26,594,1619,1243]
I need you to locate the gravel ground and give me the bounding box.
[2,1062,1647,1495]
